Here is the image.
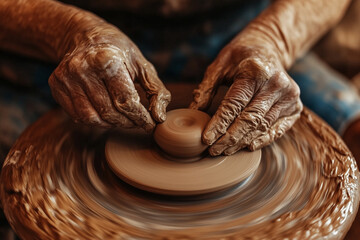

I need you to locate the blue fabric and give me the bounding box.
[289,53,360,134]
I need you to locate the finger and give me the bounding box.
[249,113,301,151]
[79,73,135,128]
[189,63,223,110]
[51,63,113,127]
[222,129,263,155]
[104,63,155,132]
[209,71,301,155]
[221,103,289,155]
[64,85,109,126]
[223,99,302,155]
[49,76,77,119]
[262,99,303,130]
[50,72,106,126]
[219,104,282,156]
[201,78,256,146]
[136,61,171,123]
[208,90,277,156]
[248,99,302,150]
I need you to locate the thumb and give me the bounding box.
[189,65,222,111]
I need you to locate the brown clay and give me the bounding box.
[154,109,211,159]
[105,129,261,195]
[105,108,261,195]
[0,96,359,239]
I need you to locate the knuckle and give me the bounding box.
[49,69,71,93]
[192,85,211,107]
[86,45,124,77]
[296,100,303,112]
[242,130,258,145]
[95,50,113,67]
[67,55,83,72]
[53,64,66,80]
[288,81,301,99]
[48,74,56,87]
[239,58,261,70]
[242,110,263,128]
[114,99,133,112]
[222,99,242,116]
[270,72,291,90]
[259,117,271,131]
[238,58,271,82]
[229,134,239,145]
[214,120,229,135]
[192,88,202,101]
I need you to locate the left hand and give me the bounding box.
[190,43,303,156]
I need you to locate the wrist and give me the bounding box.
[56,10,122,60]
[235,22,290,70]
[228,29,285,73]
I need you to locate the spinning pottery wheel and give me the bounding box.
[106,108,262,195]
[0,84,360,239]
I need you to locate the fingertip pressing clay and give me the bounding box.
[105,108,262,195]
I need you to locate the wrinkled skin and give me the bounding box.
[49,33,171,132]
[188,0,351,155]
[0,0,351,155]
[1,0,171,133]
[190,43,302,155]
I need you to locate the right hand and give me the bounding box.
[190,44,303,155]
[49,32,171,132]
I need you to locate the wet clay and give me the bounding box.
[0,106,359,239]
[105,108,261,195]
[154,109,211,159]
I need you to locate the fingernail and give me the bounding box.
[203,131,216,145]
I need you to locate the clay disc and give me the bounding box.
[105,131,261,195]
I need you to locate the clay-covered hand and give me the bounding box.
[190,44,302,155]
[188,0,352,156]
[49,31,170,132]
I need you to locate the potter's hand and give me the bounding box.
[190,45,302,155]
[49,34,170,132]
[188,0,351,156]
